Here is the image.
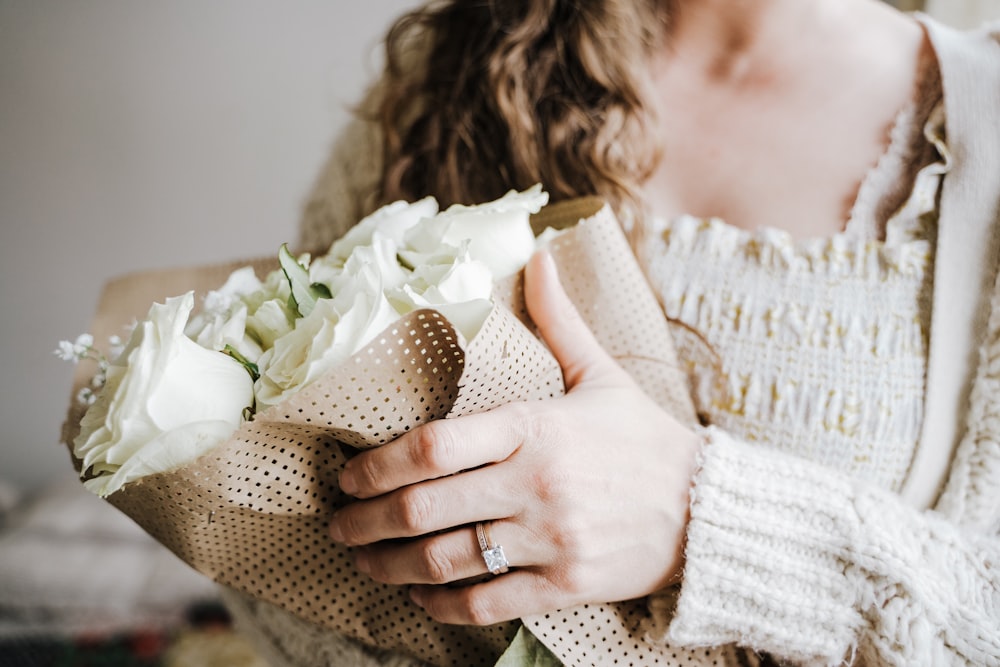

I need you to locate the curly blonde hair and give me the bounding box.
[376,0,669,216]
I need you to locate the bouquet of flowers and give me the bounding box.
[60,189,698,667]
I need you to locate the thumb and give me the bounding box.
[524,249,619,390]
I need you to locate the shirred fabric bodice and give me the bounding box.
[639,103,950,493]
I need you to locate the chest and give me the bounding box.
[643,96,898,240]
[642,41,920,241]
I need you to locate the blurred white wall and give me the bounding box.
[0,0,417,492]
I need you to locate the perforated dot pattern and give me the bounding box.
[72,201,724,666]
[256,310,468,449]
[542,205,694,418]
[524,598,744,667]
[109,308,535,666]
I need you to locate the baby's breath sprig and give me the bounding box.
[54,334,96,363]
[55,333,115,406]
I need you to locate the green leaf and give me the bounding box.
[222,345,260,382]
[278,243,330,317]
[222,345,259,419]
[493,625,563,667]
[310,281,332,299]
[397,252,415,271]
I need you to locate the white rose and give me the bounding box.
[249,185,551,406]
[387,246,494,341]
[254,261,401,409]
[184,266,264,361]
[244,266,297,351]
[324,196,439,266]
[246,299,294,350]
[73,292,255,496]
[83,420,236,497]
[317,236,409,297]
[402,184,548,279]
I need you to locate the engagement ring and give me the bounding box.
[475,521,509,575]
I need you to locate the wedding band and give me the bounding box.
[475,521,509,575]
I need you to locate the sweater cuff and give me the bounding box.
[663,427,864,663]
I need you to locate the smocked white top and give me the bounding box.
[639,98,950,494]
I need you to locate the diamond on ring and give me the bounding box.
[482,544,510,575]
[476,522,510,575]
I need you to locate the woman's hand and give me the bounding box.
[327,250,700,626]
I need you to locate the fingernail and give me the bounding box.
[354,548,370,574]
[339,467,358,496]
[328,514,345,543]
[409,586,425,609]
[540,247,556,271]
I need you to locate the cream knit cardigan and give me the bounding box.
[293,16,1000,666]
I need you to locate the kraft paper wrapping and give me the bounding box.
[62,199,727,666]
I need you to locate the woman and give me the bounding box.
[225,0,1000,664]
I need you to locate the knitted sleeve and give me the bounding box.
[659,427,1000,665]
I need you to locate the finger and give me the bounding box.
[339,407,525,498]
[355,528,483,585]
[355,521,539,585]
[330,464,520,545]
[409,571,561,626]
[524,249,619,389]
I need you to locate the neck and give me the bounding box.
[664,0,851,82]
